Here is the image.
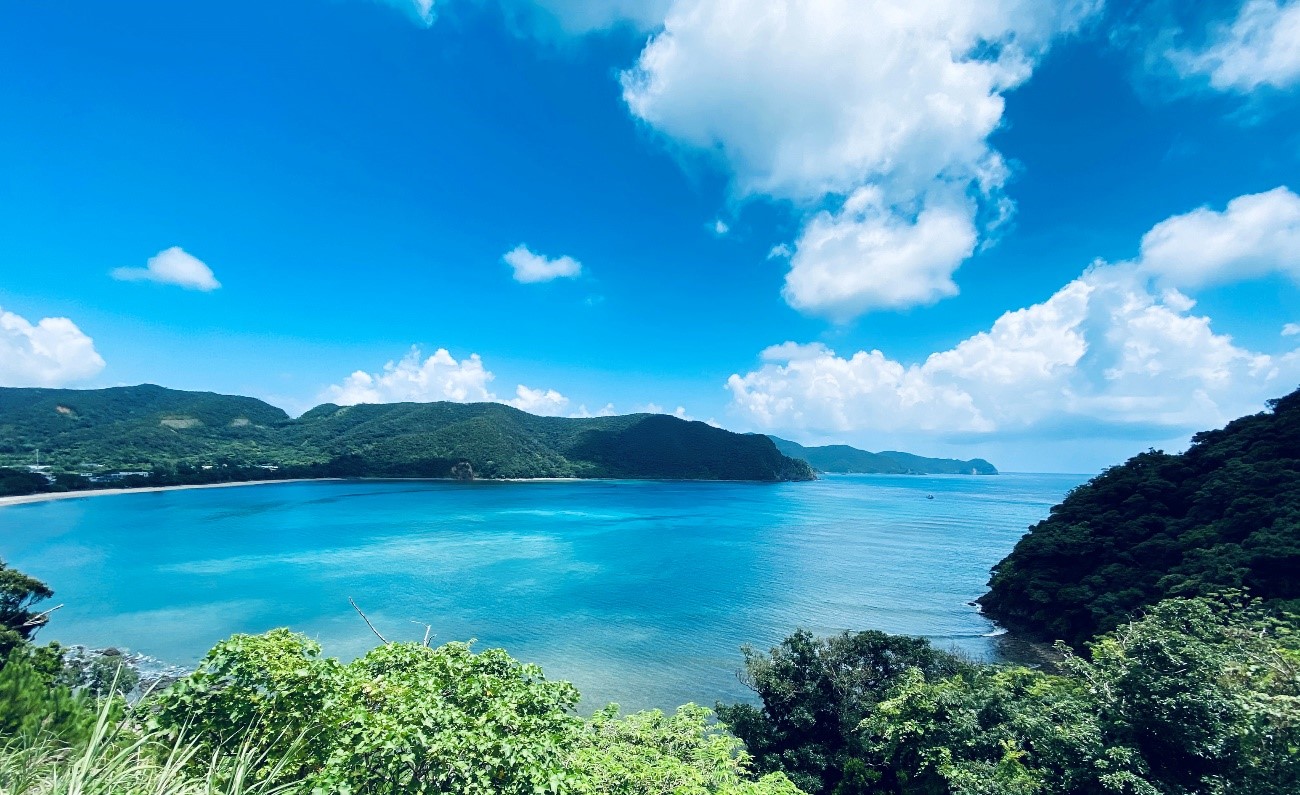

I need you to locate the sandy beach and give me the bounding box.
[0,478,331,508]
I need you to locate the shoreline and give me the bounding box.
[0,478,333,508]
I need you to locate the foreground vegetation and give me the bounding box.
[0,385,814,493]
[4,550,1297,795]
[980,386,1300,649]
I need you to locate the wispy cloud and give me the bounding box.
[112,247,221,291]
[1168,0,1300,92]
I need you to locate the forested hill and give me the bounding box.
[979,386,1300,649]
[0,385,814,486]
[768,436,997,475]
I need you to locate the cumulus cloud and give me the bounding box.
[506,384,569,414]
[504,244,583,283]
[783,188,977,317]
[570,402,617,418]
[1169,0,1300,92]
[729,193,1300,442]
[622,0,1100,318]
[637,403,693,420]
[112,247,221,291]
[322,347,573,416]
[1137,186,1300,288]
[0,307,106,387]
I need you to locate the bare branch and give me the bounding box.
[409,620,434,648]
[21,603,63,628]
[349,597,389,644]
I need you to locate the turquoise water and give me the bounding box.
[0,474,1086,710]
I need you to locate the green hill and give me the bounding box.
[0,385,814,488]
[768,436,997,475]
[979,386,1300,649]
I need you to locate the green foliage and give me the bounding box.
[768,438,997,475]
[0,647,97,746]
[0,467,51,497]
[150,629,344,779]
[58,648,143,698]
[0,385,815,484]
[0,559,55,659]
[570,704,802,795]
[150,630,800,794]
[720,600,1300,795]
[0,696,295,795]
[861,597,1300,795]
[979,386,1300,648]
[715,629,966,794]
[318,641,580,794]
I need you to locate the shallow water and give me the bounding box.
[0,473,1086,710]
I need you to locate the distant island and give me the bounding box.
[0,385,816,495]
[767,436,997,475]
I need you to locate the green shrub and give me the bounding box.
[150,630,802,794]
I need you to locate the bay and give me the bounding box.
[0,473,1086,711]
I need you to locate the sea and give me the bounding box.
[0,473,1087,711]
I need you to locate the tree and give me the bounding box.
[0,559,56,662]
[715,629,965,794]
[860,597,1300,795]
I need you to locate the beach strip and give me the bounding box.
[0,479,331,508]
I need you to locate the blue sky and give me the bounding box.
[1,0,1298,472]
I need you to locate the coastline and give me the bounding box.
[0,478,334,508]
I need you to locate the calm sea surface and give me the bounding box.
[0,474,1086,710]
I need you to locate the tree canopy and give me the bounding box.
[978,386,1300,648]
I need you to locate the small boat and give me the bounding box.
[926,494,934,500]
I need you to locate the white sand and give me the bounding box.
[0,478,332,508]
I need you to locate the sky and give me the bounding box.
[1,0,1299,473]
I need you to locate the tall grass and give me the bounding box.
[0,698,297,795]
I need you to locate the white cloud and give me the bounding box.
[712,219,730,236]
[504,244,583,283]
[111,247,221,291]
[508,0,671,35]
[729,192,1300,443]
[1284,322,1300,336]
[506,384,569,415]
[1136,187,1300,288]
[570,402,617,418]
[0,307,106,387]
[637,403,693,420]
[622,0,1099,317]
[783,188,977,318]
[322,346,573,416]
[379,0,435,26]
[1170,0,1300,92]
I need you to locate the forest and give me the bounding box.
[0,385,814,492]
[979,386,1300,649]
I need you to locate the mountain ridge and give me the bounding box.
[767,436,997,475]
[0,385,814,488]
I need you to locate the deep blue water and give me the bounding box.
[0,474,1087,710]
